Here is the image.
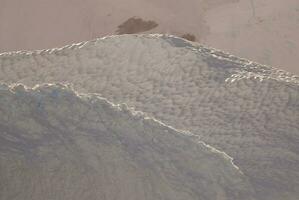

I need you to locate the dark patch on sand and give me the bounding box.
[116,17,158,34]
[181,34,196,42]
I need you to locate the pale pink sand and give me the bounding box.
[0,0,298,74]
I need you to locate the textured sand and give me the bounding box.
[1,34,298,199]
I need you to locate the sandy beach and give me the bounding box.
[0,0,299,74]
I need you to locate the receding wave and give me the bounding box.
[0,83,256,200]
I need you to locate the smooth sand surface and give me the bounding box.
[1,0,299,74]
[205,0,299,75]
